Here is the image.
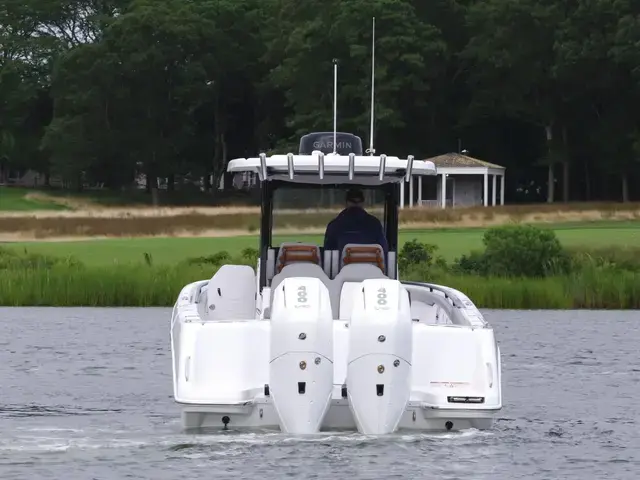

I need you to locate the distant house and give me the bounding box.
[400,152,506,209]
[232,171,259,190]
[5,169,64,188]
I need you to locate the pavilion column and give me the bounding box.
[441,173,447,208]
[500,174,505,205]
[400,180,405,209]
[483,172,488,207]
[418,176,422,207]
[409,175,414,207]
[492,174,497,206]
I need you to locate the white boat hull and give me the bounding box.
[171,276,502,434]
[187,143,503,434]
[179,398,497,432]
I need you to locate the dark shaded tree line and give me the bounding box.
[0,0,639,202]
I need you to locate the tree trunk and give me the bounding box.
[562,162,569,202]
[167,173,175,192]
[75,172,83,192]
[147,154,159,206]
[222,132,227,166]
[212,83,223,195]
[545,124,554,203]
[547,164,554,203]
[584,161,591,201]
[220,132,228,191]
[622,173,629,202]
[562,126,569,202]
[151,186,159,206]
[213,132,223,193]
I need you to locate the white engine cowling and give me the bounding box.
[346,279,413,434]
[269,276,334,434]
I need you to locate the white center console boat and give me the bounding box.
[170,132,502,435]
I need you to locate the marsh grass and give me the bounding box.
[1,245,639,308]
[2,263,637,308]
[3,201,640,239]
[0,247,256,306]
[0,264,209,306]
[410,267,640,310]
[566,245,640,272]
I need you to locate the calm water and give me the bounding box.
[0,308,639,479]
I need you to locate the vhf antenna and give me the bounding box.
[332,58,338,154]
[367,17,376,156]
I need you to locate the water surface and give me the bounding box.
[1,308,638,479]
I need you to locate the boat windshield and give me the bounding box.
[271,186,386,245]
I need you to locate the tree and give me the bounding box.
[265,0,447,155]
[461,0,573,202]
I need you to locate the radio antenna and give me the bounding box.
[368,17,376,156]
[332,58,338,154]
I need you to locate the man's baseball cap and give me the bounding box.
[345,187,365,203]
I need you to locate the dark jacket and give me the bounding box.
[323,207,389,256]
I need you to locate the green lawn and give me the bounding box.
[0,187,68,211]
[6,221,640,266]
[0,185,250,209]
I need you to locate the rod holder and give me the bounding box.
[259,153,268,181]
[348,153,355,180]
[287,153,294,180]
[405,155,414,182]
[378,154,386,181]
[318,152,325,179]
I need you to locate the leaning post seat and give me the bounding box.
[268,242,332,280]
[340,243,386,273]
[267,242,337,318]
[332,243,388,319]
[275,242,322,273]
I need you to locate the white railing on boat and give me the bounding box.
[177,278,487,329]
[401,281,488,328]
[229,152,434,183]
[261,152,415,182]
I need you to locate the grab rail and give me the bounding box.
[401,281,488,328]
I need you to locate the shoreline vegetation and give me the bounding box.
[1,224,639,310]
[1,199,640,241]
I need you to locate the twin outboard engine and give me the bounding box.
[299,132,363,156]
[346,279,413,434]
[269,276,413,435]
[269,277,334,434]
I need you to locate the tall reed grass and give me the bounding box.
[2,243,640,309]
[0,264,211,306]
[423,268,640,309]
[1,261,639,309]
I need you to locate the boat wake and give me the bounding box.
[1,425,493,456]
[0,403,123,418]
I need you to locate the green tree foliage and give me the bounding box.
[454,224,570,277]
[1,0,639,201]
[482,225,569,277]
[398,239,438,272]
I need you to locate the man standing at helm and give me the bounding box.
[323,187,389,256]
